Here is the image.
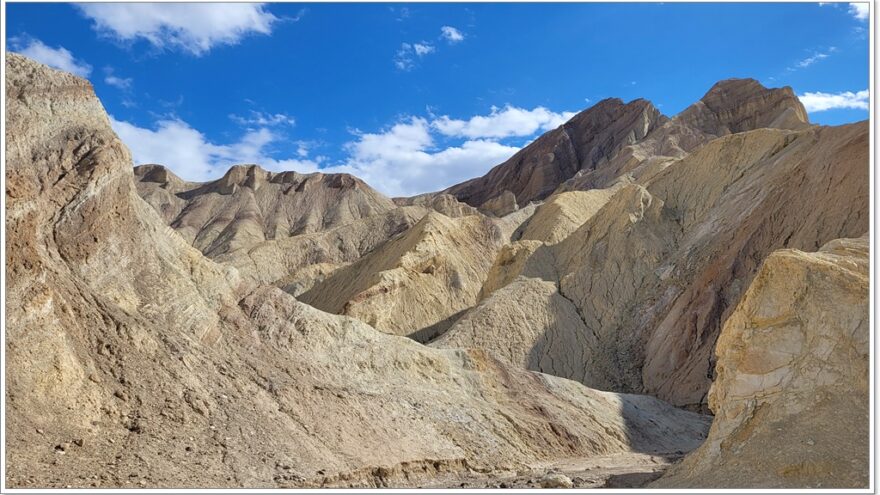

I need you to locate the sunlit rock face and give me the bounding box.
[655,236,869,488]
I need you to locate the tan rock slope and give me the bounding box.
[7,52,712,489]
[138,166,487,294]
[299,211,504,341]
[438,183,678,392]
[432,277,599,381]
[448,122,867,409]
[134,163,396,257]
[655,236,869,488]
[214,205,430,294]
[517,180,627,244]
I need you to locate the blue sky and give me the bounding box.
[6,2,871,196]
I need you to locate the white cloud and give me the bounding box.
[394,43,416,70]
[295,141,311,157]
[432,105,576,139]
[229,110,295,127]
[848,2,869,20]
[798,89,869,112]
[112,104,582,196]
[10,37,92,77]
[794,47,837,69]
[322,118,519,197]
[391,6,411,22]
[796,53,827,68]
[440,26,464,43]
[394,25,464,71]
[105,75,132,89]
[77,3,278,55]
[413,43,435,56]
[110,117,319,182]
[394,42,437,70]
[821,2,868,23]
[346,118,434,159]
[103,67,133,89]
[111,115,520,197]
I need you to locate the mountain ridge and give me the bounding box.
[134,162,397,257]
[440,77,810,212]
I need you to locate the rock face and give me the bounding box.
[137,168,488,293]
[433,277,599,382]
[655,236,868,488]
[677,78,810,137]
[299,212,504,341]
[399,193,481,218]
[443,183,678,392]
[136,168,489,295]
[443,98,665,207]
[6,51,243,483]
[637,123,867,408]
[517,181,627,244]
[6,51,714,490]
[478,190,519,217]
[134,163,397,257]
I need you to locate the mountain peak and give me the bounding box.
[443,95,666,208]
[703,77,765,94]
[678,77,809,136]
[579,96,659,117]
[133,164,185,187]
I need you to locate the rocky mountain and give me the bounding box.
[559,78,810,193]
[449,123,867,409]
[6,51,869,490]
[134,163,396,257]
[432,277,599,378]
[516,180,628,244]
[442,97,665,209]
[135,164,494,296]
[6,52,712,489]
[441,78,809,213]
[214,205,430,294]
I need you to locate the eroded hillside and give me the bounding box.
[5,52,712,489]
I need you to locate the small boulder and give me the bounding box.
[540,473,573,488]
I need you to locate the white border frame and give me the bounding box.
[0,0,875,493]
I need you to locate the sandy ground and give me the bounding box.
[419,452,682,489]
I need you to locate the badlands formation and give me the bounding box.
[5,52,870,489]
